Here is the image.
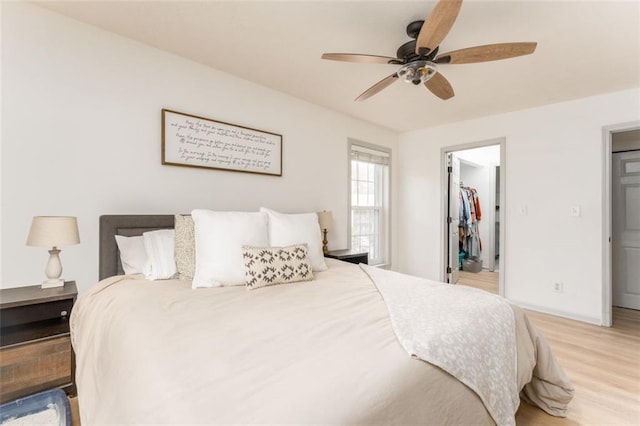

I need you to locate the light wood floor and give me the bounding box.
[69,271,639,425]
[459,270,500,293]
[70,396,79,426]
[460,270,640,425]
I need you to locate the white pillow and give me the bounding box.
[114,235,147,275]
[142,229,176,280]
[191,209,269,288]
[260,207,328,272]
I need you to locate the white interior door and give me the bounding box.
[446,153,460,284]
[612,151,640,310]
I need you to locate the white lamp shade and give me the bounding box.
[317,211,334,230]
[27,216,80,247]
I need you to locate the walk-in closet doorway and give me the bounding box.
[441,139,505,296]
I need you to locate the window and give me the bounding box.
[349,142,390,266]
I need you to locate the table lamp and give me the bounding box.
[27,216,80,288]
[317,210,333,254]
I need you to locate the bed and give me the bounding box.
[71,214,573,425]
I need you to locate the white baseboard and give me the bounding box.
[508,298,604,326]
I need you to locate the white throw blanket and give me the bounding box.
[360,265,519,426]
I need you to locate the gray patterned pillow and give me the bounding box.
[242,244,314,290]
[174,214,195,281]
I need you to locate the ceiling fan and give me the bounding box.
[321,0,537,101]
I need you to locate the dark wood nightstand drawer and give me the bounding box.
[1,298,73,327]
[0,335,72,404]
[325,250,369,265]
[0,300,73,348]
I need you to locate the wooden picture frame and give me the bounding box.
[161,109,282,176]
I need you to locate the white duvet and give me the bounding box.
[71,259,573,425]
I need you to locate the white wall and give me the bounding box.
[0,0,4,285]
[397,88,640,324]
[457,145,500,167]
[1,2,399,292]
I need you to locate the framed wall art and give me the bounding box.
[161,109,282,176]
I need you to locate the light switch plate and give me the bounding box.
[571,206,581,217]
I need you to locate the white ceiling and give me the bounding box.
[34,0,640,132]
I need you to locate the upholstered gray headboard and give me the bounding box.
[99,215,175,280]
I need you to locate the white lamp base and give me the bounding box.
[41,278,65,288]
[42,247,64,289]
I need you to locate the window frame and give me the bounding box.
[347,139,391,267]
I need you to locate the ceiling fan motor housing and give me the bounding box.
[397,21,439,62]
[397,41,439,62]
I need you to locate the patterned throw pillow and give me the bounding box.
[174,214,196,281]
[242,244,314,290]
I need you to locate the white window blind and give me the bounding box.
[350,143,390,266]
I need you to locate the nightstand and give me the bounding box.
[325,249,368,265]
[0,281,77,404]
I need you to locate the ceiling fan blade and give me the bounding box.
[355,73,399,101]
[415,0,463,56]
[436,42,537,64]
[321,53,399,65]
[425,72,455,100]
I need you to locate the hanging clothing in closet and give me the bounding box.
[459,186,482,258]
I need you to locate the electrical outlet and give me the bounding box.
[553,282,563,293]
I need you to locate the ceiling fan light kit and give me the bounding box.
[397,60,437,85]
[321,0,537,101]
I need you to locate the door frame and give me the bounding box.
[446,152,461,284]
[602,120,640,326]
[440,137,506,296]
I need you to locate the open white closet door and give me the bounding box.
[612,150,640,310]
[446,152,460,284]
